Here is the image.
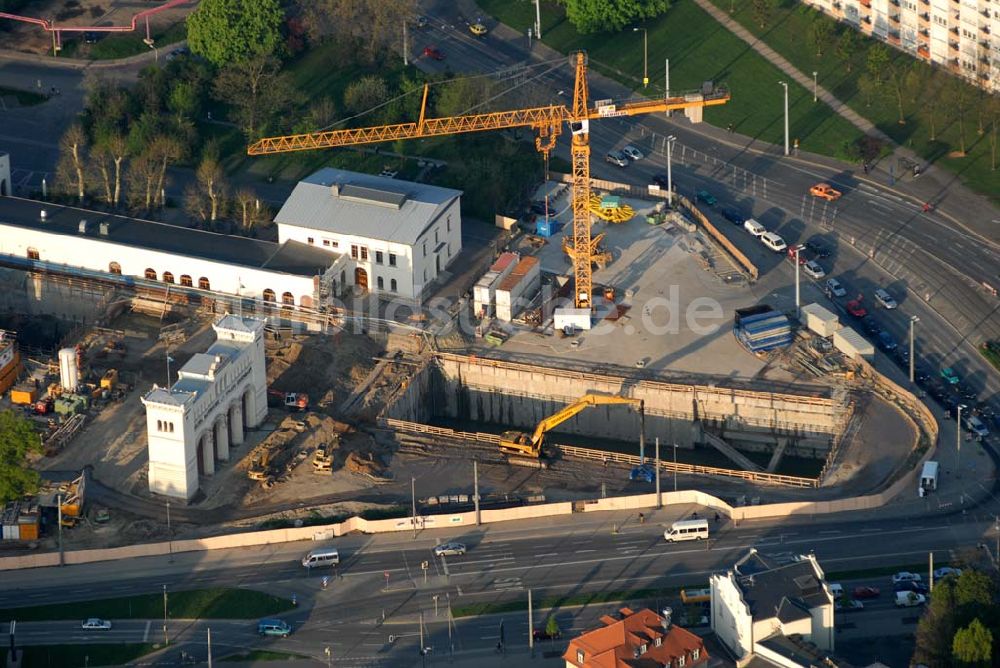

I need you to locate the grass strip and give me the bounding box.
[0,643,156,667]
[0,588,294,622]
[979,342,1000,374]
[825,563,929,582]
[0,86,48,107]
[221,649,311,662]
[452,585,683,618]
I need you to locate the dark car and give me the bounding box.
[853,586,880,599]
[805,237,833,258]
[721,207,744,225]
[955,383,978,402]
[422,46,445,60]
[83,31,102,44]
[914,363,931,383]
[877,331,898,352]
[861,316,881,336]
[651,173,670,189]
[533,629,562,641]
[893,346,910,367]
[894,581,929,595]
[696,190,717,206]
[836,599,864,612]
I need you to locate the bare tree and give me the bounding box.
[127,152,159,211]
[196,154,226,223]
[233,187,270,232]
[150,135,186,207]
[947,78,973,155]
[91,143,114,205]
[213,53,299,138]
[810,18,835,57]
[298,0,417,63]
[58,125,88,202]
[107,133,128,207]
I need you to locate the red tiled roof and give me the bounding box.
[563,608,709,668]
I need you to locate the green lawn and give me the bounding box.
[705,0,999,200]
[452,585,683,618]
[0,86,48,106]
[221,649,311,662]
[0,588,294,622]
[0,643,156,667]
[59,21,187,60]
[478,0,864,159]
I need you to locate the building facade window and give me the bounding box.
[144,268,157,280]
[389,253,397,267]
[180,274,193,287]
[577,651,585,663]
[376,251,384,264]
[323,239,330,247]
[198,277,211,290]
[307,237,315,244]
[678,655,685,667]
[423,268,428,282]
[109,262,122,274]
[447,215,451,232]
[26,248,39,260]
[351,245,358,259]
[281,292,295,305]
[377,276,384,289]
[692,649,700,660]
[361,246,368,261]
[390,278,397,292]
[434,229,439,244]
[423,241,427,257]
[263,288,276,302]
[447,243,451,258]
[163,271,175,284]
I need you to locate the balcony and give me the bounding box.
[860,0,870,7]
[918,12,929,25]
[888,33,902,44]
[917,45,930,57]
[890,13,901,24]
[918,28,930,40]
[980,24,990,35]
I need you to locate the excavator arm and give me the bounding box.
[500,393,643,458]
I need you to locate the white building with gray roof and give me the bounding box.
[141,316,267,500]
[274,168,462,303]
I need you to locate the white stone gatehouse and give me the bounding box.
[141,316,268,500]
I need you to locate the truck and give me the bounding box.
[919,460,938,497]
[268,389,309,411]
[894,591,926,607]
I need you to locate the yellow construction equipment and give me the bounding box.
[248,448,274,481]
[248,53,729,311]
[499,393,644,458]
[588,194,634,223]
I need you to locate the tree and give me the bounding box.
[946,77,973,155]
[752,0,774,29]
[885,60,918,125]
[58,124,88,202]
[866,43,891,84]
[150,135,185,208]
[435,77,495,118]
[343,75,391,116]
[916,578,959,665]
[298,0,417,63]
[545,616,560,640]
[953,618,992,665]
[858,74,879,108]
[187,0,284,67]
[922,78,946,141]
[167,81,201,124]
[127,151,159,210]
[810,18,835,57]
[955,570,994,609]
[291,97,337,135]
[0,410,41,503]
[197,153,225,223]
[561,0,670,34]
[836,29,858,72]
[233,187,270,233]
[213,54,298,138]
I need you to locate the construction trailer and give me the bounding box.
[733,305,792,353]
[473,252,520,319]
[833,327,874,362]
[800,303,841,338]
[495,257,541,322]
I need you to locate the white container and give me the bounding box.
[801,303,841,337]
[833,327,874,361]
[473,271,499,318]
[554,307,592,331]
[59,347,78,392]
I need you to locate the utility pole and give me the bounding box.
[162,584,168,646]
[474,460,481,526]
[666,135,676,206]
[957,404,966,476]
[909,316,919,384]
[794,245,802,319]
[528,589,534,656]
[812,71,818,102]
[638,401,646,462]
[665,58,670,106]
[778,81,789,156]
[403,23,409,66]
[207,627,212,668]
[929,552,934,592]
[655,437,661,509]
[411,477,418,539]
[57,493,63,566]
[633,28,649,87]
[166,500,172,563]
[534,0,542,39]
[673,440,678,492]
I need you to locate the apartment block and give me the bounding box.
[802,0,1000,92]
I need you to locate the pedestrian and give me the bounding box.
[292,593,297,607]
[639,512,645,524]
[714,512,720,523]
[726,123,733,133]
[922,202,932,213]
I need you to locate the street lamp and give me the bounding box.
[957,404,967,476]
[664,58,670,114]
[793,244,804,319]
[778,81,789,156]
[666,135,676,207]
[812,71,818,102]
[162,584,169,646]
[909,316,919,384]
[324,646,331,668]
[633,28,648,87]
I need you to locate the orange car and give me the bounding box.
[810,183,842,201]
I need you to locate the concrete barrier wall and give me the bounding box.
[675,193,759,281]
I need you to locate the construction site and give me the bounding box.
[0,51,939,553]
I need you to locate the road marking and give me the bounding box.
[143,621,151,642]
[861,528,881,532]
[534,553,557,558]
[818,530,842,535]
[577,549,597,553]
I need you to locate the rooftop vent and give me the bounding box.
[99,222,109,236]
[661,607,673,630]
[330,183,340,196]
[78,219,88,234]
[39,210,46,222]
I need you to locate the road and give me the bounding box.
[2,504,997,664]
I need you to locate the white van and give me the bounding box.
[760,232,787,252]
[743,218,766,237]
[301,547,340,568]
[663,519,709,542]
[828,583,844,599]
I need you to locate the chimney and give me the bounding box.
[661,607,672,631]
[99,222,109,236]
[330,183,340,196]
[78,219,88,234]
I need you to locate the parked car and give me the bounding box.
[852,586,881,599]
[760,231,787,252]
[836,599,864,612]
[873,288,898,309]
[895,591,927,607]
[965,415,990,438]
[416,15,429,28]
[877,331,898,352]
[422,46,445,60]
[787,247,808,265]
[721,207,744,225]
[533,628,562,641]
[933,567,962,579]
[861,315,881,336]
[892,346,910,367]
[621,145,644,161]
[941,367,961,384]
[744,218,766,237]
[257,619,291,637]
[810,182,842,201]
[825,278,847,298]
[651,173,670,189]
[892,571,922,584]
[805,237,833,258]
[846,296,867,318]
[803,261,825,279]
[605,151,628,167]
[955,383,978,402]
[469,22,488,36]
[82,618,112,630]
[629,464,655,483]
[893,581,929,594]
[433,542,467,557]
[696,190,717,206]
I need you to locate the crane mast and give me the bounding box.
[248,52,729,311]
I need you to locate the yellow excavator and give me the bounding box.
[500,393,644,458]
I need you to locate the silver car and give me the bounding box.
[82,618,112,630]
[825,278,846,297]
[873,288,898,309]
[433,542,467,557]
[803,261,825,279]
[621,145,644,161]
[605,151,628,167]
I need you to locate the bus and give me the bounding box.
[663,519,709,542]
[680,587,711,604]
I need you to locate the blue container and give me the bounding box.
[536,218,560,237]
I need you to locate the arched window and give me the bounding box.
[157,420,163,432]
[300,295,313,308]
[281,292,295,305]
[162,271,174,284]
[263,288,276,302]
[377,276,384,290]
[144,268,157,281]
[390,278,398,292]
[180,275,193,287]
[198,277,210,290]
[26,248,39,260]
[109,262,122,275]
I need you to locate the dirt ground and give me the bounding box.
[3,0,191,55]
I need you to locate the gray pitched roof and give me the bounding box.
[733,550,830,623]
[274,168,462,245]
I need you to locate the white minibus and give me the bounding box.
[663,519,709,542]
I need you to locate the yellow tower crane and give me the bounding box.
[248,52,729,310]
